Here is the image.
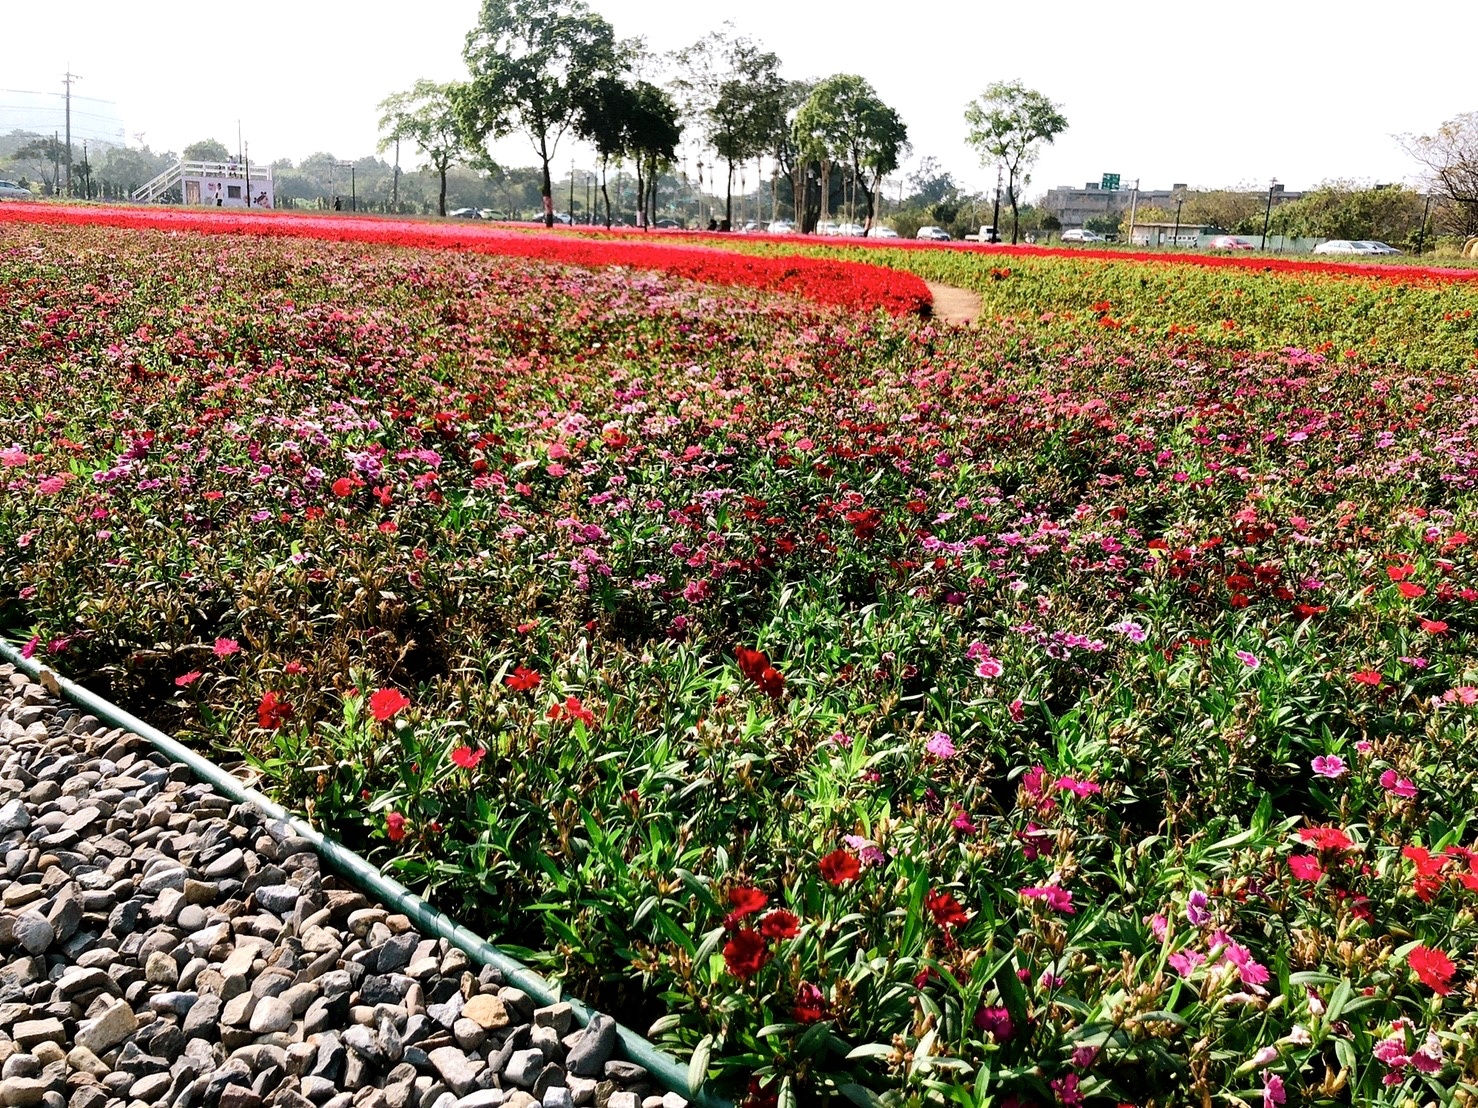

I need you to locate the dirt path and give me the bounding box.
[925,281,983,326]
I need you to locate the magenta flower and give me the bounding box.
[1236,650,1261,669]
[1262,1072,1286,1108]
[1379,769,1417,798]
[1310,755,1347,779]
[1186,889,1211,925]
[1168,949,1205,976]
[1020,884,1075,914]
[973,1005,1013,1041]
[1053,775,1100,798]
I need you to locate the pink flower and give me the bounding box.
[369,688,411,722]
[213,637,241,657]
[1411,1033,1444,1074]
[975,656,1004,678]
[1168,949,1205,976]
[1008,698,1025,722]
[174,671,203,688]
[1070,1045,1098,1069]
[1380,770,1417,798]
[1262,1072,1286,1108]
[925,731,956,759]
[1310,755,1347,779]
[1224,941,1271,988]
[20,635,39,659]
[1050,1072,1083,1107]
[1236,650,1261,669]
[950,805,978,834]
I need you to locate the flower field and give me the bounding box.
[3,215,1478,1108]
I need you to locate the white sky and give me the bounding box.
[4,0,1475,198]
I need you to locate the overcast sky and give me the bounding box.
[4,0,1474,198]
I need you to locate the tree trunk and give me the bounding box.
[635,160,645,229]
[861,177,875,233]
[539,135,554,228]
[601,159,611,228]
[723,157,734,227]
[438,165,447,217]
[1009,181,1021,244]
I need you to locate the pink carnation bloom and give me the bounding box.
[1311,755,1347,779]
[1379,769,1418,798]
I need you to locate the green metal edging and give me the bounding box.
[0,637,727,1108]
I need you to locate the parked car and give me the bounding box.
[448,208,482,219]
[767,219,795,234]
[869,226,900,239]
[916,226,951,241]
[964,225,998,242]
[0,180,35,200]
[1209,235,1257,250]
[1314,239,1402,255]
[1060,228,1106,243]
[816,221,839,236]
[835,222,866,237]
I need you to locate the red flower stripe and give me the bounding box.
[0,204,931,316]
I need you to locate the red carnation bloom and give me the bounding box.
[1408,944,1455,995]
[792,982,827,1023]
[735,646,769,682]
[504,666,542,692]
[175,671,202,688]
[1297,826,1354,852]
[450,745,485,769]
[818,849,861,887]
[1287,855,1324,881]
[759,909,800,940]
[925,888,971,929]
[385,811,407,842]
[722,928,770,980]
[724,885,768,927]
[369,687,411,721]
[1350,670,1383,686]
[257,691,293,730]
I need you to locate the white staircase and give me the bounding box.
[131,160,273,205]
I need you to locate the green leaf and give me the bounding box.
[687,1034,712,1095]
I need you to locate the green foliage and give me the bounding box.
[182,138,231,162]
[378,80,468,217]
[792,75,907,231]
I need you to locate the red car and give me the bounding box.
[1209,235,1256,250]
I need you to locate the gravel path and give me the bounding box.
[0,662,682,1108]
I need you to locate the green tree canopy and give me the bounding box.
[793,74,907,234]
[672,28,786,226]
[379,79,467,217]
[964,81,1068,243]
[183,139,231,163]
[462,0,620,226]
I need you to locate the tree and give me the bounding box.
[379,80,466,217]
[1400,112,1478,238]
[462,0,619,227]
[625,82,681,229]
[673,28,786,227]
[964,81,1068,244]
[1272,181,1428,245]
[908,156,959,208]
[9,136,69,194]
[1181,189,1262,235]
[793,75,907,235]
[183,139,231,163]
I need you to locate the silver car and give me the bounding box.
[0,180,34,200]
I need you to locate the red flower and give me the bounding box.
[450,745,485,769]
[722,928,770,980]
[1420,619,1449,634]
[925,888,971,929]
[736,646,786,699]
[1397,581,1426,599]
[759,909,799,940]
[504,666,542,691]
[385,811,406,842]
[213,637,240,657]
[1298,826,1353,852]
[257,691,293,730]
[792,982,827,1023]
[724,885,768,927]
[547,695,597,727]
[1350,670,1383,686]
[1287,855,1324,881]
[369,687,411,721]
[332,475,362,497]
[1408,945,1455,995]
[175,671,202,687]
[818,849,861,886]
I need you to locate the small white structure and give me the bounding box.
[133,160,274,208]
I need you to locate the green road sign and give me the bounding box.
[1101,173,1120,191]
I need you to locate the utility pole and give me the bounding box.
[245,143,252,207]
[1261,179,1278,250]
[568,159,575,225]
[1126,177,1141,245]
[392,137,400,210]
[52,132,60,197]
[82,141,89,200]
[62,69,81,198]
[991,164,1003,243]
[1416,193,1433,256]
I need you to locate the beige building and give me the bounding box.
[1044,182,1300,230]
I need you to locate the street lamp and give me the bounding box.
[1261,178,1278,250]
[1171,186,1186,249]
[336,161,356,212]
[1416,193,1434,256]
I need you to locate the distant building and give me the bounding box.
[133,159,275,208]
[1043,181,1301,229]
[1126,221,1211,247]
